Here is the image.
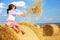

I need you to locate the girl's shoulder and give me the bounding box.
[9,10,16,13]
[15,9,22,12]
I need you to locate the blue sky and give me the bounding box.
[0,0,60,24]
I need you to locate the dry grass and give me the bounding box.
[20,22,60,40]
[19,22,44,40]
[0,22,60,40]
[0,25,19,40]
[0,22,40,40]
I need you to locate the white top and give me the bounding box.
[6,10,23,21]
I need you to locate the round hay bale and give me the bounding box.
[19,22,43,40]
[18,25,40,40]
[0,26,19,40]
[0,24,40,40]
[35,25,40,28]
[0,24,4,29]
[43,24,59,36]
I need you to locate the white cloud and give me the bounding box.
[2,14,7,16]
[0,3,5,13]
[46,18,52,20]
[0,3,5,8]
[10,1,26,7]
[40,17,53,21]
[0,9,2,13]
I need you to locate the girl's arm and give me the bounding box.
[10,11,26,16]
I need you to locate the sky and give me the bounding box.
[0,0,60,24]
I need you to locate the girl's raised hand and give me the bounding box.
[21,13,26,17]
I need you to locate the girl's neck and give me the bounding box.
[11,9,15,11]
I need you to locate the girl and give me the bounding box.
[5,4,26,35]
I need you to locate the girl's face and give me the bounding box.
[12,6,16,10]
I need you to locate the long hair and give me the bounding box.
[7,4,16,14]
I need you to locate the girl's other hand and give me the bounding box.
[21,13,26,17]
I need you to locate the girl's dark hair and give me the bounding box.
[7,4,16,14]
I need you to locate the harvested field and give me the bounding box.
[0,22,60,40]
